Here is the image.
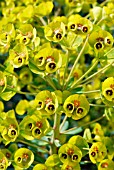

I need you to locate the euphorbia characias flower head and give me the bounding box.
[58,143,82,166]
[14,148,34,169]
[63,94,90,120]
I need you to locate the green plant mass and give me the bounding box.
[0,0,114,169]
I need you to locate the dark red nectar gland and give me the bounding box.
[101,162,108,168]
[6,152,11,159]
[110,84,114,89]
[46,56,54,62]
[96,37,104,42]
[22,153,29,162]
[74,100,80,107]
[36,121,42,128]
[67,148,74,156]
[66,165,73,170]
[45,98,52,104]
[0,79,5,86]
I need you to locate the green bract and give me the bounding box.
[68,135,89,156]
[89,142,107,164]
[0,71,7,93]
[44,21,66,42]
[35,90,58,116]
[0,151,8,170]
[19,114,50,140]
[58,143,82,166]
[34,1,53,17]
[101,77,114,106]
[68,14,93,37]
[0,110,19,145]
[30,44,62,74]
[98,159,114,170]
[89,29,113,56]
[8,43,28,68]
[61,162,81,170]
[63,94,90,120]
[0,0,114,169]
[33,164,51,170]
[14,148,34,169]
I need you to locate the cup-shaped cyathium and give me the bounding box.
[63,94,90,120]
[14,148,34,169]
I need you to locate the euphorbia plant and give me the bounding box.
[0,0,114,169]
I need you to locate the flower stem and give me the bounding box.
[61,114,105,134]
[89,103,107,107]
[16,139,49,153]
[81,61,114,84]
[76,89,100,94]
[69,59,98,90]
[65,35,89,88]
[44,75,57,90]
[60,115,67,131]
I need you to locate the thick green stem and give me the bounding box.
[69,59,98,90]
[62,50,69,90]
[65,35,89,88]
[51,113,61,154]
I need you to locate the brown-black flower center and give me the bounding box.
[35,128,41,134]
[91,151,96,157]
[38,57,43,63]
[0,164,4,169]
[49,62,56,69]
[82,26,88,33]
[77,108,83,114]
[106,89,113,96]
[48,104,55,111]
[6,152,11,158]
[95,42,102,49]
[38,101,42,107]
[17,157,21,162]
[62,153,67,159]
[72,154,78,160]
[56,33,62,39]
[23,37,27,42]
[70,24,76,30]
[18,57,22,63]
[106,39,111,44]
[67,104,73,111]
[11,130,16,136]
[28,123,33,129]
